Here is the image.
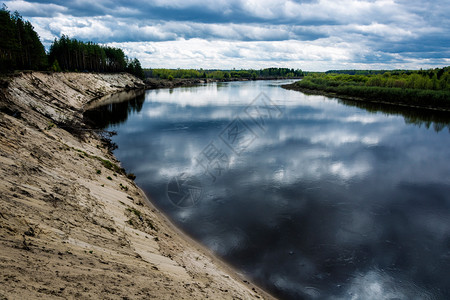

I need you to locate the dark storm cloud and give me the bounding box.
[4,0,449,69]
[14,0,340,24]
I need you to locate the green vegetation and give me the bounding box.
[289,67,450,110]
[1,6,144,78]
[119,183,128,191]
[325,70,397,75]
[49,35,144,78]
[125,206,157,231]
[146,219,157,231]
[145,68,304,80]
[72,147,132,182]
[46,122,55,130]
[126,207,142,217]
[96,157,125,174]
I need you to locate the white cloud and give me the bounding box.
[106,38,358,70]
[6,0,449,70]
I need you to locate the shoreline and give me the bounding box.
[0,71,275,299]
[86,80,276,299]
[136,186,274,298]
[282,82,450,113]
[145,77,301,89]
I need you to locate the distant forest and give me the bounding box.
[145,68,304,80]
[303,68,450,91]
[0,6,144,78]
[325,70,395,75]
[288,67,450,109]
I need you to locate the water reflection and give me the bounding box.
[85,81,450,300]
[84,90,145,128]
[337,98,450,133]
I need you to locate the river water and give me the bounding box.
[85,80,450,299]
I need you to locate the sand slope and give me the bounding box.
[0,72,274,299]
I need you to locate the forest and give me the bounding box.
[0,5,47,72]
[288,68,450,109]
[48,35,144,78]
[145,68,304,80]
[0,6,144,78]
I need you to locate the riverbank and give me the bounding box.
[0,72,273,299]
[145,77,302,89]
[283,80,450,112]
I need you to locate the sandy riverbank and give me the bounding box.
[0,72,274,299]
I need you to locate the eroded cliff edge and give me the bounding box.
[0,72,272,299]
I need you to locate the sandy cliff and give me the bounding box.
[0,72,273,299]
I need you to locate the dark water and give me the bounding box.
[85,81,450,300]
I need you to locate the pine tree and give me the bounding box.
[0,6,47,72]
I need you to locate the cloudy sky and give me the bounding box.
[4,0,450,70]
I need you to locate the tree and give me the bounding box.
[0,6,47,72]
[48,36,143,76]
[51,59,61,72]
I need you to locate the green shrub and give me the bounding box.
[126,207,141,217]
[127,173,136,180]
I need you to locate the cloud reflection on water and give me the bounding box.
[86,81,450,299]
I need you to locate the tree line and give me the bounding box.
[288,67,450,110]
[0,6,144,78]
[307,68,450,91]
[145,68,304,80]
[48,35,144,78]
[325,70,393,75]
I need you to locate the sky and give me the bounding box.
[3,0,450,71]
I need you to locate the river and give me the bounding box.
[85,80,450,299]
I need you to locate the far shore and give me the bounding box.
[282,81,450,113]
[144,76,302,89]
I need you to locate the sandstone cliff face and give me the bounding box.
[0,72,272,300]
[4,72,144,122]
